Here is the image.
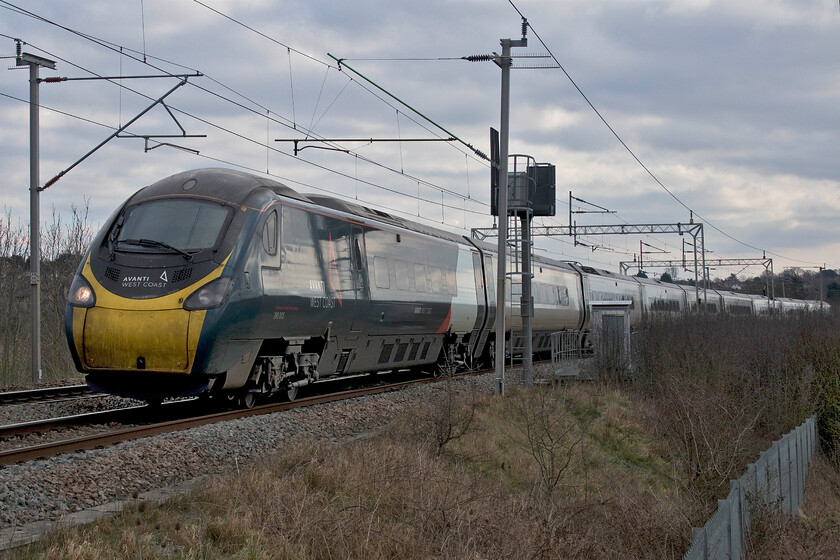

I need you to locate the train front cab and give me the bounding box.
[65,169,268,402]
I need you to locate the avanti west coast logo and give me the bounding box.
[121,270,169,288]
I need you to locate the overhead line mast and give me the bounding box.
[491,20,528,394]
[10,36,203,385]
[16,46,55,384]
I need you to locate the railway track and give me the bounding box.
[0,384,94,405]
[0,372,449,466]
[0,400,199,440]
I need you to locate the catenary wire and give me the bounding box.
[1,1,491,205]
[3,1,829,269]
[505,0,824,267]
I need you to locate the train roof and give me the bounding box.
[301,193,580,274]
[135,168,313,207]
[134,168,468,247]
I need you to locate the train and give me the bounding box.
[64,168,829,405]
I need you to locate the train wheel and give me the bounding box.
[282,384,298,402]
[239,391,258,409]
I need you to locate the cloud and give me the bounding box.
[1,0,838,273]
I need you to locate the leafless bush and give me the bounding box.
[505,384,594,501]
[645,379,763,517]
[0,210,30,385]
[400,375,478,456]
[632,314,830,435]
[389,347,480,456]
[0,203,94,386]
[626,313,840,519]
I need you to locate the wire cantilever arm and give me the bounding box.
[41,78,190,191]
[327,53,488,161]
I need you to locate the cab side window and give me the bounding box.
[262,209,278,255]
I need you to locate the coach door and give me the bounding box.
[468,251,487,358]
[349,225,370,332]
[476,254,497,357]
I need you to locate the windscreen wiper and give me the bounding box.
[117,238,194,260]
[107,216,125,261]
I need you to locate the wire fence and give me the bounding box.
[682,415,818,560]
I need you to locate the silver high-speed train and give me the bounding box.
[65,168,827,404]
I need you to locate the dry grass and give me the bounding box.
[745,454,840,558]
[8,314,840,558]
[11,383,695,560]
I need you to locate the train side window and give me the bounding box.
[395,260,410,291]
[373,256,390,289]
[440,267,449,293]
[430,266,443,293]
[262,209,277,256]
[445,267,457,295]
[415,264,427,292]
[558,286,570,306]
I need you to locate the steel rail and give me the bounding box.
[0,375,442,465]
[0,384,92,405]
[0,402,189,439]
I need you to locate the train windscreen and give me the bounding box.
[115,198,231,252]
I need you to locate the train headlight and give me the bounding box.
[67,274,96,308]
[183,277,233,310]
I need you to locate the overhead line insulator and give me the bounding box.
[463,54,493,62]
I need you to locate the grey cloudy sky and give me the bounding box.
[2,0,839,278]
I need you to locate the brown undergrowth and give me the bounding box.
[9,314,840,559]
[13,382,694,560]
[745,454,840,559]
